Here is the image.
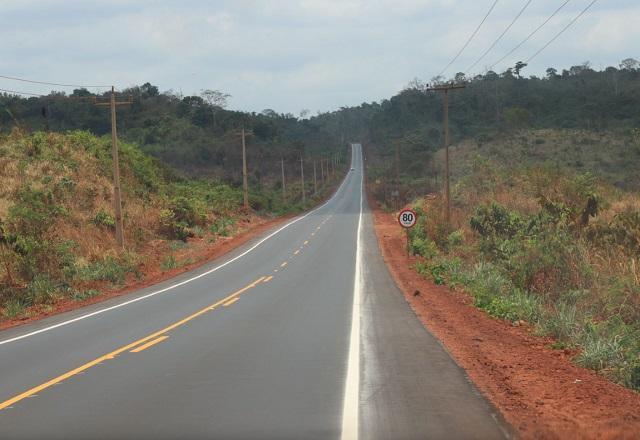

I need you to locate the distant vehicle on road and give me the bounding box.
[351,167,355,171]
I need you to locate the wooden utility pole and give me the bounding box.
[427,83,466,229]
[94,87,132,249]
[281,157,286,202]
[300,155,306,204]
[395,143,400,210]
[241,128,249,211]
[313,159,318,195]
[320,158,325,182]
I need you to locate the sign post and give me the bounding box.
[397,208,417,256]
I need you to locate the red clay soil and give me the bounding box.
[0,214,289,332]
[370,199,640,439]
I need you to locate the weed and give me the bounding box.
[541,302,580,342]
[72,289,100,301]
[2,299,25,318]
[80,255,136,285]
[27,274,60,304]
[577,331,625,372]
[161,255,178,270]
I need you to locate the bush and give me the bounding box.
[8,186,65,237]
[159,209,193,241]
[209,217,236,237]
[446,230,464,249]
[91,210,116,229]
[27,274,60,304]
[2,299,25,318]
[80,254,138,285]
[410,237,438,258]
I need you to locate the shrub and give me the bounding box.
[8,186,65,237]
[159,209,193,241]
[2,299,25,318]
[91,210,116,229]
[80,254,138,285]
[410,237,438,258]
[209,217,236,237]
[446,230,464,249]
[27,274,60,304]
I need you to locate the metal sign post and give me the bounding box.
[398,208,417,256]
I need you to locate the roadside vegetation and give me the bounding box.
[0,130,344,322]
[399,162,640,391]
[363,60,640,392]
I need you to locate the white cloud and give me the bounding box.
[0,0,636,112]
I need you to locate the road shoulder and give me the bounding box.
[359,199,510,439]
[369,196,640,439]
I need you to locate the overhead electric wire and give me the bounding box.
[0,88,44,97]
[525,0,598,63]
[465,0,533,75]
[436,0,500,78]
[488,0,571,71]
[0,74,110,89]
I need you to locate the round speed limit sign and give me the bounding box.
[398,209,417,228]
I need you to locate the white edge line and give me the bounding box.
[341,144,362,440]
[0,170,352,346]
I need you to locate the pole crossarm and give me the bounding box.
[426,84,466,92]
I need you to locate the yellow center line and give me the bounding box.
[0,275,266,411]
[222,297,239,307]
[280,261,288,268]
[130,336,168,353]
[263,275,274,283]
[311,232,315,236]
[293,250,300,255]
[304,240,309,245]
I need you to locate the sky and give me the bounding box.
[1,0,637,115]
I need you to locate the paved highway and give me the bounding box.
[0,144,508,439]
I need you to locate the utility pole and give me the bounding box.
[94,87,132,249]
[281,157,286,202]
[320,157,325,182]
[313,159,318,195]
[241,128,249,210]
[427,83,466,229]
[300,154,306,204]
[395,143,400,210]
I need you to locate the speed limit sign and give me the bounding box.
[398,209,417,228]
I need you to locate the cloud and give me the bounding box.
[0,0,636,112]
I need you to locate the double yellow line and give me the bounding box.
[0,276,268,411]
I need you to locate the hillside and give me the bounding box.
[0,130,344,322]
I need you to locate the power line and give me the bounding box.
[0,88,43,97]
[488,0,571,71]
[525,0,598,63]
[0,74,110,89]
[437,0,500,78]
[465,0,533,75]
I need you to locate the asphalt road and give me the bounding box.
[0,144,509,439]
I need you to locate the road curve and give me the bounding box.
[0,144,508,439]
